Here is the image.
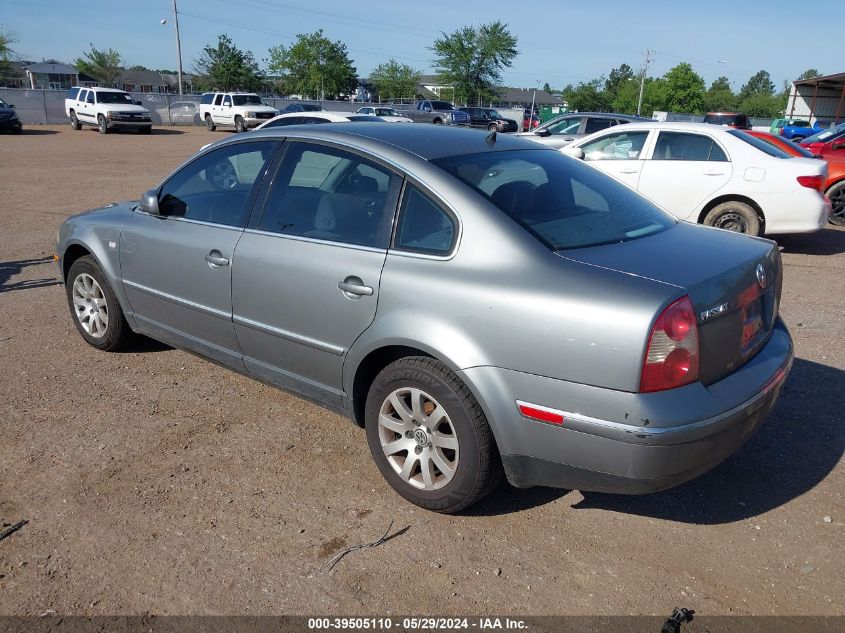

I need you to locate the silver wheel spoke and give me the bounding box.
[420,456,436,488]
[431,449,456,480]
[378,412,409,435]
[409,388,426,419]
[432,432,458,451]
[382,437,411,456]
[70,273,108,339]
[426,404,448,427]
[387,393,413,423]
[399,454,418,481]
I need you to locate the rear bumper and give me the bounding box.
[759,190,830,234]
[460,319,793,494]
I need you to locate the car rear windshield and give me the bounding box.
[727,130,791,158]
[802,123,845,144]
[756,134,817,158]
[233,95,263,106]
[97,91,135,104]
[704,113,747,126]
[433,149,675,250]
[345,115,383,122]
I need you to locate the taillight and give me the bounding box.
[797,175,824,192]
[640,296,700,392]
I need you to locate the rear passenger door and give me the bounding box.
[638,131,732,220]
[79,90,96,123]
[231,141,403,406]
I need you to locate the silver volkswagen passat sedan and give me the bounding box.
[56,124,793,513]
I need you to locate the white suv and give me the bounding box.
[199,92,278,132]
[65,87,152,134]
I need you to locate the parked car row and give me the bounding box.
[56,123,796,513]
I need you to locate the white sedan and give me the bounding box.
[563,122,830,235]
[356,106,413,123]
[255,111,386,129]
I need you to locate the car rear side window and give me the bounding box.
[67,87,80,100]
[78,90,87,102]
[156,141,277,227]
[257,142,401,248]
[584,117,615,134]
[652,132,728,161]
[263,116,302,127]
[213,94,223,106]
[434,149,674,250]
[86,91,95,104]
[394,185,456,255]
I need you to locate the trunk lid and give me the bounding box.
[559,221,782,385]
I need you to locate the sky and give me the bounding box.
[3,0,842,90]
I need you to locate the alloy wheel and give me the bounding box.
[71,273,109,338]
[378,387,459,490]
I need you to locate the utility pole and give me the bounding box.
[172,0,184,95]
[529,80,538,128]
[636,49,654,117]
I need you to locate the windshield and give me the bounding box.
[233,94,263,106]
[433,149,675,250]
[375,108,400,117]
[727,130,791,158]
[802,123,845,144]
[486,110,502,119]
[430,101,455,110]
[539,116,581,135]
[755,134,817,158]
[0,98,8,107]
[96,91,135,105]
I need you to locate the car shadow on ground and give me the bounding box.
[82,128,186,136]
[0,256,60,293]
[775,226,845,256]
[122,337,173,353]
[14,129,59,136]
[569,357,843,524]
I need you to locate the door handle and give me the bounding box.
[620,168,640,174]
[703,171,725,176]
[204,251,230,267]
[338,278,373,297]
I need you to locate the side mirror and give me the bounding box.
[139,189,161,215]
[536,128,551,137]
[562,146,585,160]
[135,100,142,106]
[9,104,14,108]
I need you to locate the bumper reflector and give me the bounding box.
[516,401,564,426]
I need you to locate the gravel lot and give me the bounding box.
[0,126,843,617]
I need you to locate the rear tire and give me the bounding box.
[433,118,443,125]
[234,116,246,133]
[703,201,761,235]
[826,181,845,226]
[66,256,136,352]
[97,114,108,134]
[69,111,81,130]
[205,114,216,132]
[365,356,501,513]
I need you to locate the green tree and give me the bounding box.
[604,63,634,96]
[561,79,610,113]
[797,69,822,81]
[739,69,775,100]
[74,44,123,85]
[0,25,22,85]
[703,76,736,112]
[268,30,357,99]
[661,63,705,113]
[369,59,421,101]
[194,34,262,92]
[430,21,518,105]
[739,93,782,117]
[542,82,551,93]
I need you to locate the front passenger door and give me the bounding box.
[579,129,652,190]
[120,140,278,365]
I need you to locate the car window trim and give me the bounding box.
[389,178,460,260]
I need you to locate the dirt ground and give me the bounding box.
[0,125,843,617]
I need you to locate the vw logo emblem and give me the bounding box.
[756,264,767,289]
[413,428,429,446]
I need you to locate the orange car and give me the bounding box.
[746,130,844,225]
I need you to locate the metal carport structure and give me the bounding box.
[786,72,845,126]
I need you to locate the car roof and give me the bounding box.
[244,122,554,161]
[271,111,355,122]
[598,121,741,134]
[70,86,126,93]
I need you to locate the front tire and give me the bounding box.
[234,116,246,133]
[826,181,845,226]
[70,111,81,130]
[97,114,108,134]
[365,356,501,513]
[138,126,152,135]
[703,201,761,235]
[205,114,216,132]
[488,123,497,132]
[432,118,443,125]
[66,256,135,351]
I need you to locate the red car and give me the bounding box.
[746,129,845,225]
[799,122,845,158]
[523,113,540,132]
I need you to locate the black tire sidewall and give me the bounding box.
[365,360,486,512]
[66,257,127,351]
[704,202,760,235]
[826,182,845,225]
[205,115,215,131]
[70,112,80,129]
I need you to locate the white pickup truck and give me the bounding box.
[65,87,152,134]
[199,92,278,132]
